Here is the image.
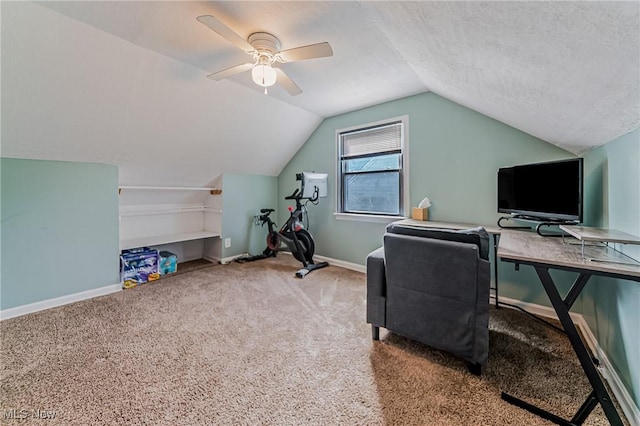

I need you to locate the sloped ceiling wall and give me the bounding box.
[1,1,638,186]
[1,2,322,186]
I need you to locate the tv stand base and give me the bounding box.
[498,216,579,237]
[497,216,532,230]
[536,222,567,237]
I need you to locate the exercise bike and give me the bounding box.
[237,174,328,278]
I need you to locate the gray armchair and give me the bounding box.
[366,223,491,374]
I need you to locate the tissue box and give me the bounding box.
[412,207,429,221]
[159,251,178,275]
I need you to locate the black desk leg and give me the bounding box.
[502,267,623,426]
[492,234,500,308]
[501,392,577,426]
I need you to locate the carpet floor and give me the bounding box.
[0,255,628,425]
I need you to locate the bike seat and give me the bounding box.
[260,208,275,214]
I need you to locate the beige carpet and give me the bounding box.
[0,255,627,425]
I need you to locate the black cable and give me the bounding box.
[489,295,566,335]
[304,197,319,207]
[305,206,310,232]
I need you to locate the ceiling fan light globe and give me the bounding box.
[252,65,277,87]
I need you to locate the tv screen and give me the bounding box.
[497,158,583,222]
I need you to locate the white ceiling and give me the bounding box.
[2,1,639,185]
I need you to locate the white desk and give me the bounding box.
[498,230,640,426]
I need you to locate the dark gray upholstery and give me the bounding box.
[365,247,386,331]
[366,224,491,370]
[385,223,490,260]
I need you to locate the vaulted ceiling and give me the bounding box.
[2,1,638,185]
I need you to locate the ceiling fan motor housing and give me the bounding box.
[248,32,281,54]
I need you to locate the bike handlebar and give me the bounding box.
[284,186,320,203]
[284,188,300,200]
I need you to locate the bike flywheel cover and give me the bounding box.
[266,233,281,251]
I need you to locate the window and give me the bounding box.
[337,117,408,218]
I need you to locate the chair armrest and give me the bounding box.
[366,247,386,327]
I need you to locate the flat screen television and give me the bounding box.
[497,158,583,223]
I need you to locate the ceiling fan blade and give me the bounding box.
[277,42,333,63]
[207,63,254,81]
[274,68,302,96]
[197,15,254,52]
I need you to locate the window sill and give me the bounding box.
[334,212,406,224]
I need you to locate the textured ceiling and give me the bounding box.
[35,1,640,155]
[2,1,638,187]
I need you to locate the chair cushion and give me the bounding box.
[385,223,490,260]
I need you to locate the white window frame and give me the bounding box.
[334,115,410,223]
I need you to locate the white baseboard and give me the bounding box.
[278,251,367,273]
[203,254,222,264]
[496,295,583,323]
[220,251,363,270]
[216,253,248,265]
[497,295,640,425]
[574,315,640,426]
[312,254,366,273]
[0,283,122,321]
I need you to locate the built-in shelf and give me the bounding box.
[119,207,222,218]
[120,231,221,251]
[118,184,223,261]
[118,186,222,195]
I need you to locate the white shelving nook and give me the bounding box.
[118,186,222,263]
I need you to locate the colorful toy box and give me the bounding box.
[120,247,160,289]
[159,251,178,275]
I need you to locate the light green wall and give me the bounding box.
[1,158,120,310]
[582,128,640,407]
[277,89,640,412]
[221,174,277,259]
[278,91,574,303]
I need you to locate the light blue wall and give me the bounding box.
[1,158,120,310]
[277,91,574,303]
[582,129,640,408]
[221,174,277,259]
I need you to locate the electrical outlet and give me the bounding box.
[224,238,231,248]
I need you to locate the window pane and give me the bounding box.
[344,153,400,172]
[344,172,400,215]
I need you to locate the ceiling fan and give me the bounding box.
[197,15,333,96]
